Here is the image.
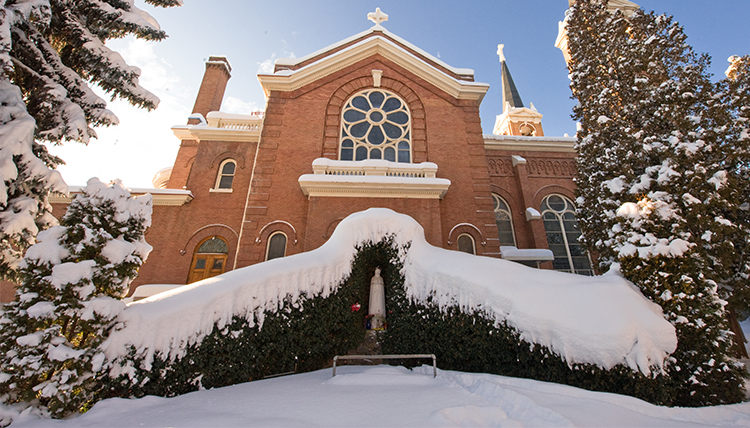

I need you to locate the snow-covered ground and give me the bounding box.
[5,365,750,427]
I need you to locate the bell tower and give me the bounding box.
[492,44,544,137]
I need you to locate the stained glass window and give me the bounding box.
[540,194,593,275]
[340,89,411,163]
[492,194,516,247]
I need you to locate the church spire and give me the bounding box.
[493,44,544,137]
[497,44,524,110]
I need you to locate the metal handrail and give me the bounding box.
[332,354,437,378]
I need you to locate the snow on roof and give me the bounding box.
[65,185,192,196]
[105,209,676,377]
[259,32,489,102]
[272,27,475,78]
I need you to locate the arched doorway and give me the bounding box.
[188,236,229,283]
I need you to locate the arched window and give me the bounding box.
[188,236,229,283]
[214,159,236,190]
[266,231,287,261]
[540,194,593,275]
[340,89,411,163]
[492,194,516,247]
[457,233,476,255]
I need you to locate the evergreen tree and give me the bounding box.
[715,55,750,321]
[566,0,747,406]
[0,178,152,418]
[0,0,179,280]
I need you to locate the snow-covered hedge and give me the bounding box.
[100,209,677,402]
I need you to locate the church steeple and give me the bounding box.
[493,45,544,137]
[497,44,524,109]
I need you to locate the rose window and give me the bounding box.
[340,89,411,163]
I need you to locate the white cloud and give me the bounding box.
[223,97,261,115]
[257,54,276,74]
[257,42,296,75]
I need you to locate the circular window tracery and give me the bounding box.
[340,89,411,163]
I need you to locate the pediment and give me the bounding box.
[258,29,489,102]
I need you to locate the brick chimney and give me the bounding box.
[189,56,232,124]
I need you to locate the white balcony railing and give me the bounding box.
[300,158,450,199]
[311,158,438,178]
[206,111,264,131]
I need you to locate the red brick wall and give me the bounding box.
[237,54,502,267]
[486,150,578,268]
[132,138,258,292]
[191,57,231,119]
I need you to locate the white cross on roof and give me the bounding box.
[368,8,388,26]
[497,44,506,62]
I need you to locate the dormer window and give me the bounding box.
[340,89,411,163]
[214,159,236,190]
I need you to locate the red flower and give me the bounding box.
[351,303,361,312]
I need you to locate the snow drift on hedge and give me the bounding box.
[104,208,676,377]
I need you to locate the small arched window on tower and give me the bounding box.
[540,194,593,275]
[266,231,287,261]
[214,159,236,191]
[492,194,516,247]
[188,236,229,283]
[457,233,476,255]
[340,89,411,163]
[519,122,535,136]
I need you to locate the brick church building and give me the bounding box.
[0,8,593,302]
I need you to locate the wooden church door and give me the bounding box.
[188,237,228,283]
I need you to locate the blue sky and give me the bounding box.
[50,1,750,188]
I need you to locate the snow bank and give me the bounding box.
[105,209,676,376]
[9,365,750,428]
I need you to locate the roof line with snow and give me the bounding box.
[258,27,489,102]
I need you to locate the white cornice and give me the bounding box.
[299,176,450,199]
[50,188,194,207]
[484,135,577,153]
[274,27,475,78]
[258,35,489,102]
[172,125,261,143]
[172,111,264,143]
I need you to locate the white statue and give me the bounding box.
[368,267,386,330]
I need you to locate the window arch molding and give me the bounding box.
[532,184,575,208]
[180,224,238,258]
[255,220,298,247]
[321,74,426,162]
[209,151,246,170]
[447,223,485,253]
[540,194,593,276]
[339,89,412,162]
